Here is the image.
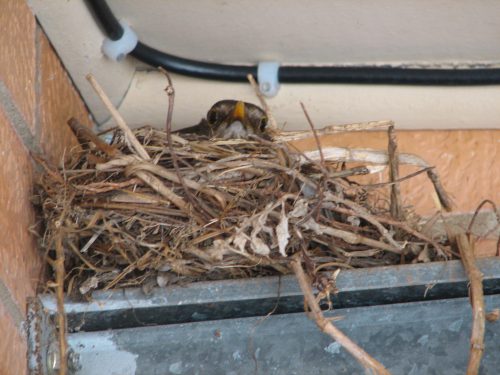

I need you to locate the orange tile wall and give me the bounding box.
[293,130,500,216]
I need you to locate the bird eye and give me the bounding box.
[259,117,268,132]
[208,110,218,125]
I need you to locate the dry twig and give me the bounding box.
[387,125,404,221]
[86,74,150,160]
[455,233,485,375]
[247,74,278,131]
[275,120,394,142]
[466,199,500,256]
[159,67,211,221]
[300,102,325,168]
[291,256,391,374]
[54,231,68,375]
[67,117,117,157]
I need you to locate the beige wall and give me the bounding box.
[114,71,500,131]
[30,0,500,129]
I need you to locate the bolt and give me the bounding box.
[46,341,60,375]
[68,349,82,372]
[47,342,81,374]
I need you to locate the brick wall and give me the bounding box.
[0,1,91,374]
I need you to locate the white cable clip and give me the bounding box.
[257,61,280,97]
[102,21,138,61]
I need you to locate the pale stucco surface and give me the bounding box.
[29,0,500,129]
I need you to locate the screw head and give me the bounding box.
[46,341,60,375]
[260,82,271,93]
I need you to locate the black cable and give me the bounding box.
[280,65,500,85]
[132,42,257,81]
[86,0,500,85]
[85,0,123,41]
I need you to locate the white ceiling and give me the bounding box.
[29,0,500,130]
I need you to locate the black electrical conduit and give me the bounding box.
[86,0,500,85]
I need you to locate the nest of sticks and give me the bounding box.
[37,74,495,374]
[36,110,455,297]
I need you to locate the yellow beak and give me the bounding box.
[232,101,246,121]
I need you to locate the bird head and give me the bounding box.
[206,100,269,139]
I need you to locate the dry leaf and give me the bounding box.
[250,236,270,256]
[79,276,99,295]
[250,203,274,239]
[290,199,309,218]
[156,272,170,288]
[346,216,361,227]
[233,234,248,253]
[276,206,289,257]
[79,271,119,294]
[208,239,232,260]
[302,218,323,235]
[417,246,431,263]
[486,309,500,322]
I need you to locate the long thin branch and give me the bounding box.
[159,68,212,221]
[86,74,150,161]
[291,257,391,375]
[300,102,325,167]
[67,117,118,157]
[54,233,68,375]
[426,169,453,211]
[387,125,404,221]
[455,233,485,375]
[301,219,402,254]
[275,120,393,142]
[362,167,433,189]
[303,144,453,214]
[84,74,205,222]
[247,74,278,131]
[324,193,404,252]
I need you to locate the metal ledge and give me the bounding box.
[67,295,500,375]
[40,258,500,332]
